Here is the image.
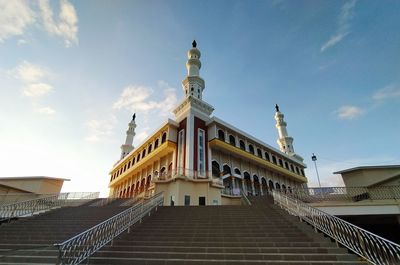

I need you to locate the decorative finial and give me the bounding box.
[192,40,197,48]
[132,113,136,121]
[275,104,280,112]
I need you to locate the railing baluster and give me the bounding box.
[271,190,400,265]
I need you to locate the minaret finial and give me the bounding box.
[275,104,280,112]
[132,113,136,121]
[192,40,197,48]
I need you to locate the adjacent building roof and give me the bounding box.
[333,165,400,175]
[0,176,70,181]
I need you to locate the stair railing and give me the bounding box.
[271,190,400,265]
[54,192,164,265]
[240,190,252,205]
[0,192,100,221]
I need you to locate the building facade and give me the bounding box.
[108,41,308,206]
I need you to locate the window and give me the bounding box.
[184,195,190,206]
[279,159,283,167]
[161,132,167,143]
[177,130,185,170]
[198,129,206,176]
[137,153,140,162]
[234,168,241,175]
[148,144,152,153]
[272,156,277,164]
[265,152,270,161]
[248,144,254,154]
[198,196,206,206]
[142,149,146,158]
[239,140,245,150]
[217,129,225,141]
[212,161,220,178]
[285,161,289,169]
[257,148,262,158]
[154,139,159,149]
[229,135,236,146]
[222,165,231,175]
[296,167,300,174]
[128,161,131,168]
[290,164,294,172]
[301,169,305,176]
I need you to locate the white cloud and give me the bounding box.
[334,105,364,120]
[113,81,177,115]
[23,83,53,97]
[14,61,48,83]
[372,84,400,101]
[0,0,35,42]
[321,0,357,52]
[85,115,117,143]
[38,0,78,47]
[35,106,56,115]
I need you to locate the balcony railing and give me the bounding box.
[0,192,99,220]
[272,190,400,265]
[55,192,164,265]
[288,186,400,203]
[153,167,212,182]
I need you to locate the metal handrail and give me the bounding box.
[271,190,400,265]
[289,186,400,203]
[54,192,164,265]
[240,190,251,205]
[0,192,100,220]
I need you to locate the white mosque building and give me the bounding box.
[108,41,308,206]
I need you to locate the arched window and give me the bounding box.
[268,180,274,190]
[137,153,141,162]
[229,135,236,146]
[278,159,283,167]
[234,168,241,176]
[275,183,281,190]
[161,132,167,143]
[212,161,220,178]
[154,139,159,149]
[239,140,245,150]
[257,148,262,157]
[290,164,294,172]
[148,144,152,153]
[128,161,131,168]
[142,149,146,158]
[218,130,225,141]
[284,161,289,169]
[123,164,127,172]
[265,152,270,161]
[248,144,254,154]
[295,167,300,174]
[301,169,305,176]
[222,164,231,175]
[282,184,287,193]
[272,155,277,164]
[160,167,166,177]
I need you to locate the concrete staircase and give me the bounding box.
[87,196,367,264]
[0,199,130,264]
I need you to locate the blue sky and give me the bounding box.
[0,0,399,195]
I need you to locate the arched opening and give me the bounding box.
[234,168,241,176]
[229,135,236,146]
[146,175,152,189]
[253,175,260,195]
[161,132,167,143]
[168,163,173,177]
[244,172,252,195]
[137,153,141,162]
[160,167,166,179]
[275,182,281,190]
[131,184,135,196]
[261,178,268,194]
[239,140,245,150]
[268,180,274,191]
[257,148,262,158]
[212,161,220,178]
[142,149,146,158]
[154,139,159,149]
[265,152,270,161]
[218,129,225,141]
[148,144,152,153]
[248,144,254,154]
[279,159,283,167]
[282,184,287,193]
[222,164,231,176]
[272,156,277,164]
[140,178,146,193]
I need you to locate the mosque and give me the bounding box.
[108,41,308,206]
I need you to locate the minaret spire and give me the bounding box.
[182,40,205,100]
[274,105,303,161]
[120,114,136,159]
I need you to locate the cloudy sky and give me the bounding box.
[0,0,399,195]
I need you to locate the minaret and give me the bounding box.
[274,104,295,155]
[182,40,205,100]
[120,114,136,160]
